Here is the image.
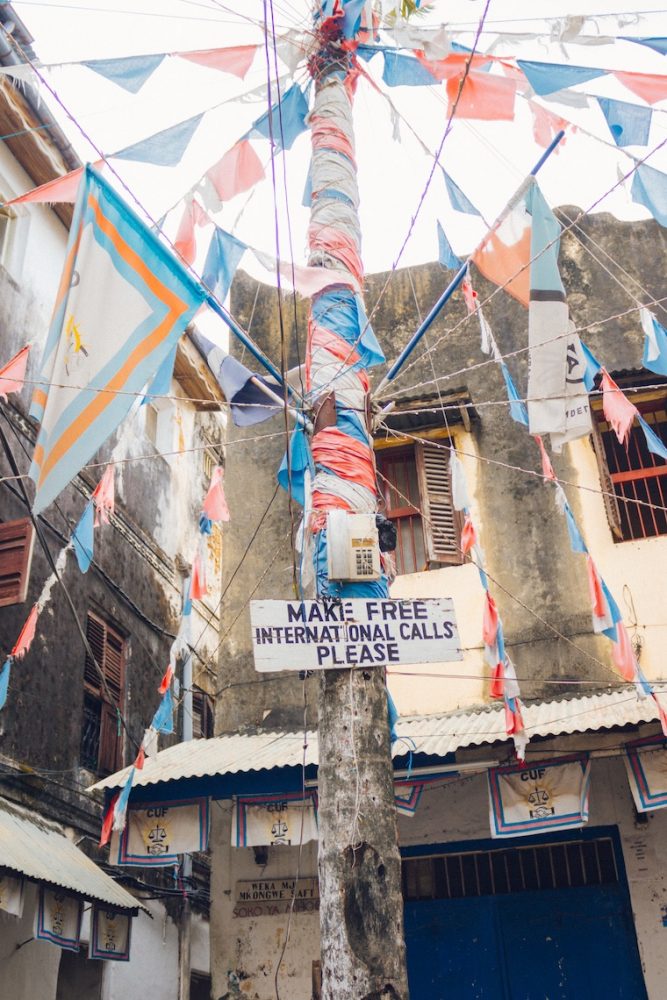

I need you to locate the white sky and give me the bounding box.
[8,0,667,292]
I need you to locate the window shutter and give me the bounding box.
[99,703,122,774]
[193,689,214,739]
[590,422,623,541]
[415,441,462,565]
[82,612,125,774]
[0,518,34,607]
[84,612,106,690]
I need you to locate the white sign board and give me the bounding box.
[249,598,461,673]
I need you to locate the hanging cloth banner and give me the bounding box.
[35,888,83,951]
[488,755,591,839]
[394,773,461,816]
[625,738,667,812]
[191,332,282,427]
[110,798,210,866]
[28,165,206,515]
[0,873,24,917]
[89,905,133,960]
[472,183,531,306]
[232,792,318,847]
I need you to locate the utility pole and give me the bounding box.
[178,592,193,1000]
[306,11,409,999]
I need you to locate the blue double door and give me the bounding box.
[403,832,647,1000]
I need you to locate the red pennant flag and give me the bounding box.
[179,44,257,78]
[460,514,477,554]
[174,198,210,265]
[490,661,504,699]
[158,663,174,695]
[0,345,30,400]
[585,556,606,619]
[601,369,637,445]
[461,275,478,315]
[534,435,556,481]
[134,746,145,770]
[5,161,103,205]
[446,71,517,122]
[202,466,230,522]
[92,466,115,526]
[99,792,119,847]
[11,603,39,659]
[482,592,499,647]
[613,70,667,105]
[190,550,208,599]
[612,623,637,683]
[207,139,265,202]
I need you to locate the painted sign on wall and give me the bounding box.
[249,598,461,672]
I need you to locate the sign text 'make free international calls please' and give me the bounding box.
[249,598,462,672]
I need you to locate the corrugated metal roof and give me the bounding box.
[0,799,141,911]
[91,689,660,793]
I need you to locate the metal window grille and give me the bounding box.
[402,838,619,901]
[592,394,667,542]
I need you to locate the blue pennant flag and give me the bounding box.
[580,340,602,391]
[382,50,437,87]
[437,221,461,270]
[500,363,529,426]
[597,97,652,147]
[72,500,95,573]
[562,501,588,554]
[622,37,667,56]
[600,578,622,640]
[302,165,312,207]
[642,310,667,376]
[203,227,247,304]
[631,163,667,227]
[83,54,165,94]
[151,687,174,734]
[114,113,204,167]
[517,60,606,96]
[638,415,667,460]
[251,84,309,151]
[387,688,399,743]
[443,170,482,217]
[192,332,282,427]
[0,658,11,710]
[277,427,314,507]
[143,343,177,405]
[342,0,365,38]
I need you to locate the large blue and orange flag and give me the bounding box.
[29,165,206,513]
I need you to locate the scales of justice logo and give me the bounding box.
[521,767,557,820]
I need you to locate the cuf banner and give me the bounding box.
[29,164,206,514]
[110,798,210,866]
[625,737,667,813]
[89,905,133,961]
[488,755,591,839]
[232,792,318,847]
[35,887,83,951]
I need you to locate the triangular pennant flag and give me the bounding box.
[99,792,119,847]
[517,60,606,96]
[191,332,281,427]
[0,658,11,711]
[142,342,177,405]
[178,44,257,78]
[631,163,667,227]
[190,548,208,600]
[174,197,210,266]
[641,308,667,376]
[0,345,30,400]
[12,604,39,659]
[277,427,315,507]
[158,663,174,695]
[446,70,517,121]
[415,50,491,80]
[623,37,667,56]
[597,97,652,147]
[612,622,638,683]
[151,688,174,734]
[134,745,146,770]
[500,363,529,426]
[482,592,499,646]
[72,500,95,573]
[534,436,556,481]
[91,466,115,526]
[202,466,230,522]
[489,660,504,699]
[5,163,102,206]
[202,227,247,303]
[112,768,136,831]
[586,556,607,620]
[601,369,637,445]
[580,339,601,390]
[250,84,309,151]
[460,514,477,554]
[342,0,366,38]
[382,50,438,87]
[613,70,667,105]
[206,140,265,204]
[83,54,165,93]
[114,114,204,166]
[638,415,667,460]
[473,188,531,306]
[436,221,461,270]
[443,170,481,216]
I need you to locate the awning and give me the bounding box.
[91,688,662,793]
[0,798,141,911]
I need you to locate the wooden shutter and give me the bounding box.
[415,441,463,565]
[193,689,214,739]
[590,421,623,540]
[0,518,34,607]
[83,611,125,774]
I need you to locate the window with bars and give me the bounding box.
[80,611,125,775]
[402,837,619,901]
[376,441,463,575]
[0,517,35,607]
[592,390,667,542]
[192,687,214,739]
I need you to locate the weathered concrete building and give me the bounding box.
[0,8,222,997]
